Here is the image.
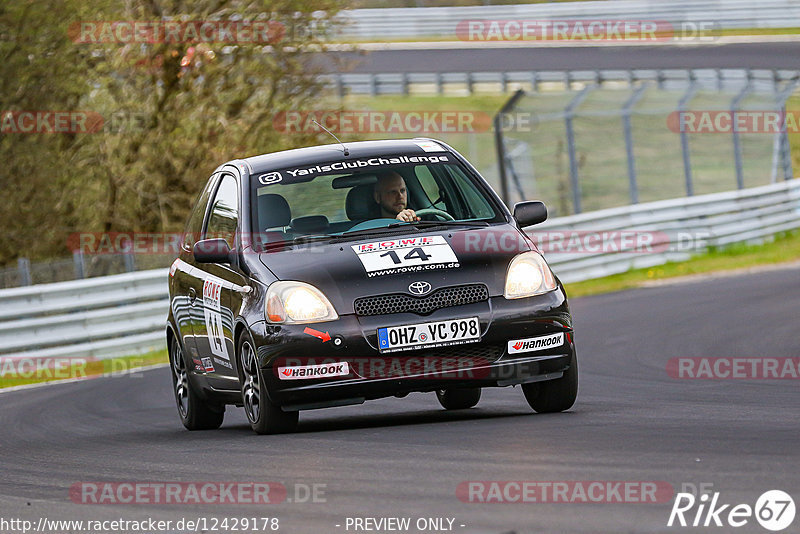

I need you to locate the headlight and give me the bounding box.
[504,251,557,299]
[266,281,338,324]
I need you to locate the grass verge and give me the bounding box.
[0,348,168,389]
[563,230,800,298]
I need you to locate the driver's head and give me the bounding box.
[373,171,407,218]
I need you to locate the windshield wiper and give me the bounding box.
[336,220,489,238]
[257,240,291,251]
[263,221,491,248]
[293,234,333,245]
[254,235,332,251]
[409,220,490,228]
[335,225,419,238]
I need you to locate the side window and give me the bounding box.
[448,165,495,219]
[205,174,239,248]
[414,166,446,210]
[182,174,217,250]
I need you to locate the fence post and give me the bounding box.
[17,258,31,286]
[369,74,377,97]
[73,250,85,279]
[336,73,345,99]
[771,132,782,183]
[775,80,799,180]
[622,84,649,204]
[564,84,595,214]
[494,89,526,208]
[731,81,752,190]
[123,252,136,273]
[678,82,699,196]
[779,133,792,180]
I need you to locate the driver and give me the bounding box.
[373,171,419,222]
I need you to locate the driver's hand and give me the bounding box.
[395,209,419,223]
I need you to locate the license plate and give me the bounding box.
[377,317,480,353]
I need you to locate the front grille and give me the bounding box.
[354,284,489,316]
[426,343,503,363]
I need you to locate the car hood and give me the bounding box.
[258,225,534,315]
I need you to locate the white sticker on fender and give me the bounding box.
[278,362,350,381]
[352,236,459,277]
[203,279,230,360]
[508,332,564,354]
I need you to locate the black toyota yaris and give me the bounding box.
[167,138,577,434]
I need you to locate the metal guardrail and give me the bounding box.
[322,68,800,96]
[0,179,798,361]
[0,269,168,361]
[336,0,800,39]
[530,178,800,283]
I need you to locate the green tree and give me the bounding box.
[0,0,347,268]
[0,0,93,264]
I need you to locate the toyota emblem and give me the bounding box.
[408,281,432,295]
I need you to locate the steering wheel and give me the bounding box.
[415,207,455,221]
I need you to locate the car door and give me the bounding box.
[195,172,247,389]
[171,173,218,365]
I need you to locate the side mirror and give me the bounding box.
[193,238,236,264]
[512,201,548,227]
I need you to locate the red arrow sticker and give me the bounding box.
[303,327,331,342]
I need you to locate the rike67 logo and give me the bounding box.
[668,488,795,531]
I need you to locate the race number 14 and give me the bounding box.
[379,247,431,264]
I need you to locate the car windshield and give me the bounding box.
[250,152,503,247]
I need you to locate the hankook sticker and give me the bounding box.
[507,332,564,354]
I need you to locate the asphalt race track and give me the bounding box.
[1,266,798,533]
[323,41,800,73]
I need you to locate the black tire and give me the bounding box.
[238,335,298,435]
[436,387,481,410]
[169,336,225,430]
[522,351,578,413]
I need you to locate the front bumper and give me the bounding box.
[251,287,574,409]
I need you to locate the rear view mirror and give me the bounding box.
[513,201,548,227]
[193,238,235,264]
